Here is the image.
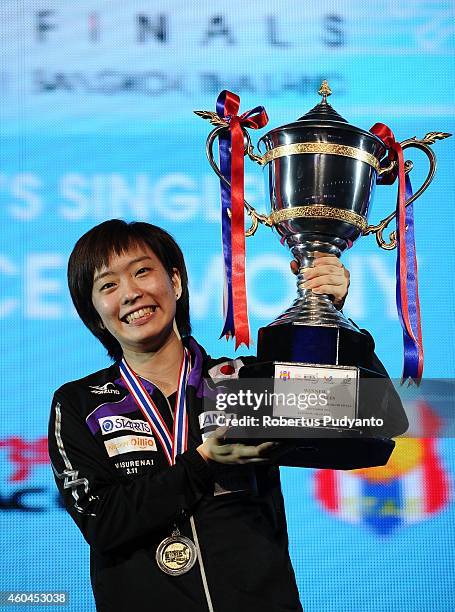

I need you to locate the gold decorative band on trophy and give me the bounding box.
[269,205,368,231]
[261,142,381,172]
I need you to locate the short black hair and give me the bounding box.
[67,219,191,360]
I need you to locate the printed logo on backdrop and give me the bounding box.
[0,436,62,511]
[314,403,450,535]
[34,10,345,48]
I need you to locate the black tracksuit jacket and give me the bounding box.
[48,337,303,612]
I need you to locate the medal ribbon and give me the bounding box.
[119,348,191,465]
[370,123,424,384]
[216,90,268,349]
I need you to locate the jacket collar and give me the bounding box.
[114,336,208,394]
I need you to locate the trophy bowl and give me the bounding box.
[259,106,387,250]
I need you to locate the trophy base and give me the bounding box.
[257,322,373,368]
[233,360,395,469]
[224,323,403,470]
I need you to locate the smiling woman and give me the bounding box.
[67,220,191,361]
[48,219,350,612]
[91,247,181,360]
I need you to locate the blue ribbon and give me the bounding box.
[396,174,423,383]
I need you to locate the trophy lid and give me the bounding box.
[261,80,384,144]
[297,81,348,123]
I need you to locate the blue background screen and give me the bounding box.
[0,2,454,610]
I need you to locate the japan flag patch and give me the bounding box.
[207,358,244,380]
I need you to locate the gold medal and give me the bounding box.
[156,528,197,576]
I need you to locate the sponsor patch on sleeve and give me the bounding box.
[198,411,237,440]
[99,415,153,436]
[104,435,157,457]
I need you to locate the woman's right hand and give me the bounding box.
[197,428,276,465]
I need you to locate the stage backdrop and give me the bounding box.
[0,1,454,610]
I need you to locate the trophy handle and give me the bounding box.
[206,126,272,237]
[363,132,451,250]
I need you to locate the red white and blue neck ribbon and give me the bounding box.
[216,90,268,349]
[370,123,424,385]
[119,348,191,465]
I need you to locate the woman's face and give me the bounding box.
[91,244,181,355]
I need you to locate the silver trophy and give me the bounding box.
[197,82,450,469]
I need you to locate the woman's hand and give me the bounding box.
[290,252,350,309]
[197,428,276,465]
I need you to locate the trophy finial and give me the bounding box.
[299,80,345,121]
[318,80,332,103]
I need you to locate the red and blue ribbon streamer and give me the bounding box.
[397,174,424,384]
[370,123,424,384]
[215,90,268,348]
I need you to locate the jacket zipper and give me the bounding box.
[141,377,175,422]
[190,515,214,612]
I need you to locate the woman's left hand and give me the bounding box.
[290,252,350,309]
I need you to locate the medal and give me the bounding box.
[156,527,198,576]
[120,350,198,576]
